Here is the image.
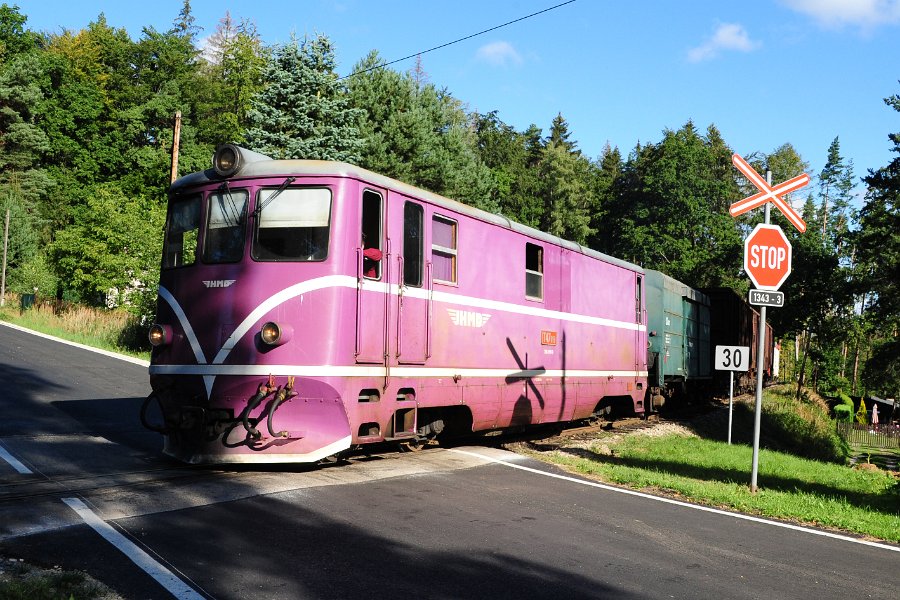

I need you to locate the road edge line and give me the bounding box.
[449,447,900,553]
[0,321,149,367]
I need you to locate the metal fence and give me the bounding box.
[836,422,900,449]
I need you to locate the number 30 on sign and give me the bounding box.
[715,345,751,372]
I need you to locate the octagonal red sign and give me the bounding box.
[744,224,792,291]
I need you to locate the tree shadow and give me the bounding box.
[0,361,71,437]
[130,492,643,599]
[557,446,900,517]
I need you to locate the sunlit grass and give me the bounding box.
[533,432,900,542]
[0,297,149,361]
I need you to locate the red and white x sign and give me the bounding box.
[729,153,808,233]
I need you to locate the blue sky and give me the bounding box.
[15,0,900,194]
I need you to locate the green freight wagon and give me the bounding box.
[644,270,711,410]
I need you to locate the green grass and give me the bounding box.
[0,559,114,600]
[0,300,150,361]
[531,423,900,542]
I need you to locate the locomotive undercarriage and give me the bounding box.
[143,374,355,463]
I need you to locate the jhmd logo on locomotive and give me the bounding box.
[744,223,792,291]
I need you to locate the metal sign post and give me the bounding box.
[730,155,808,493]
[750,185,771,493]
[715,345,750,445]
[729,371,734,445]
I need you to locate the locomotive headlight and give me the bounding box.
[148,324,173,347]
[213,144,241,177]
[260,322,293,346]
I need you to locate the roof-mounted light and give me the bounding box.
[213,144,242,177]
[212,144,274,178]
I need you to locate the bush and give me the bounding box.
[117,315,152,352]
[762,386,850,463]
[833,404,853,422]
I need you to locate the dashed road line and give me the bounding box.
[62,497,205,600]
[0,442,32,474]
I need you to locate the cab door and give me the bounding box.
[356,188,388,364]
[395,199,429,364]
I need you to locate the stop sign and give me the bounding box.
[744,223,792,290]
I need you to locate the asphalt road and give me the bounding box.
[1,323,898,599]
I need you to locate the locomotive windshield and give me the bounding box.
[162,194,201,269]
[203,188,248,263]
[252,186,331,262]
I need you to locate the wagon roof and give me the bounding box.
[171,157,643,274]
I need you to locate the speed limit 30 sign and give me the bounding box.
[715,345,750,372]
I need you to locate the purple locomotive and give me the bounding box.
[145,145,649,464]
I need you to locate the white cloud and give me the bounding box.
[782,0,900,30]
[475,41,523,67]
[688,23,761,63]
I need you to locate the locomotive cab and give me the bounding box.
[148,146,355,463]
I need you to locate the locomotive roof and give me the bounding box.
[171,156,643,274]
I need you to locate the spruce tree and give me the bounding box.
[245,34,363,163]
[818,136,855,253]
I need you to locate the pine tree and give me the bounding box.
[196,13,265,144]
[347,51,493,209]
[245,34,363,162]
[854,86,900,399]
[818,136,855,254]
[548,113,579,155]
[539,140,593,244]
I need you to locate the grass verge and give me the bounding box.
[0,557,121,600]
[0,300,149,361]
[519,393,900,542]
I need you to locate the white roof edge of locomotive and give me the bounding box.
[170,154,643,275]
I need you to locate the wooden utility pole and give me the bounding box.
[170,110,182,184]
[1,208,9,307]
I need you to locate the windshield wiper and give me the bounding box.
[255,177,296,217]
[218,181,243,226]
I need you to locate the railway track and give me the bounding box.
[1,402,736,505]
[0,464,231,504]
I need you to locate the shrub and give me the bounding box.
[833,404,853,422]
[762,387,850,463]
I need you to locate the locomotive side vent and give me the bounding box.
[358,389,381,403]
[358,422,380,437]
[391,408,417,438]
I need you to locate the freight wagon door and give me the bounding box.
[356,188,388,365]
[395,199,429,364]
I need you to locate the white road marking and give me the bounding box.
[0,442,32,474]
[449,448,900,553]
[62,497,205,600]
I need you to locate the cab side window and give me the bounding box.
[403,202,424,287]
[526,243,543,300]
[362,190,383,279]
[432,215,457,284]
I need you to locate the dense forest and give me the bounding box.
[0,2,897,399]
